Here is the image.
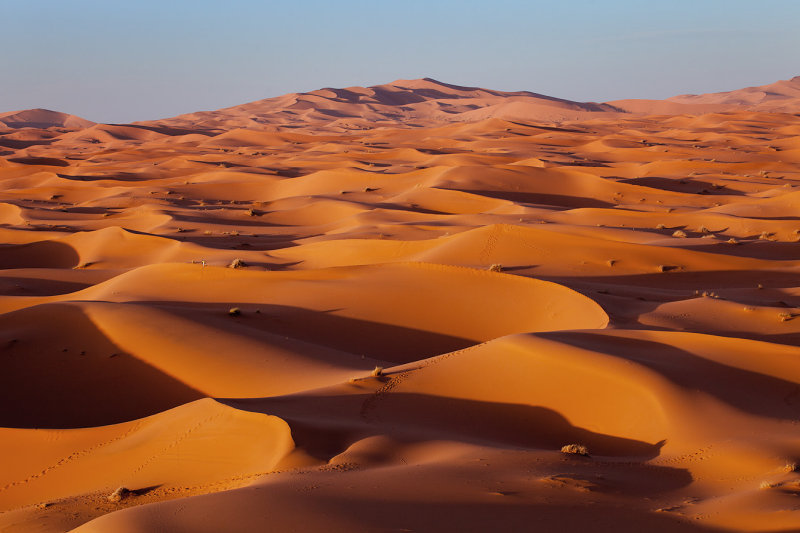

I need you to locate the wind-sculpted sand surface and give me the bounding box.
[2,78,800,532]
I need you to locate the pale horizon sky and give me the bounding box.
[2,0,799,123]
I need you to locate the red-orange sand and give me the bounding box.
[2,78,800,532]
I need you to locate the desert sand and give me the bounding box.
[1,77,800,532]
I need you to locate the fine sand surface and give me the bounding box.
[2,77,800,532]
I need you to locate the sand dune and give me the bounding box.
[667,76,800,110]
[139,78,624,133]
[1,76,800,532]
[0,399,294,532]
[610,75,800,115]
[0,109,95,131]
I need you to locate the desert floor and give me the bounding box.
[2,102,800,532]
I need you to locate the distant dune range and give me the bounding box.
[2,76,800,532]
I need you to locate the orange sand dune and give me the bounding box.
[2,77,800,532]
[0,109,95,131]
[140,78,623,134]
[0,399,294,532]
[610,76,800,115]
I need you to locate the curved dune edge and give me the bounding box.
[1,261,609,358]
[0,398,294,530]
[0,262,607,429]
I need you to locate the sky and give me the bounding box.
[2,0,799,123]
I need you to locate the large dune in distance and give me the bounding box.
[609,75,800,115]
[2,76,800,532]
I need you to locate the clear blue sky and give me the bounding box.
[2,0,798,123]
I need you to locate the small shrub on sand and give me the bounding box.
[488,264,503,272]
[698,226,711,234]
[655,223,666,230]
[779,312,794,322]
[372,366,384,377]
[672,230,687,238]
[107,487,130,503]
[784,462,798,473]
[228,258,246,269]
[228,307,241,317]
[560,444,589,456]
[759,231,774,241]
[759,481,779,490]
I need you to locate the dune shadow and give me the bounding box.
[0,303,204,429]
[223,392,665,460]
[188,159,254,169]
[56,172,145,182]
[442,188,614,209]
[8,156,69,167]
[0,138,54,149]
[118,227,310,251]
[122,478,713,532]
[135,301,475,364]
[619,176,747,196]
[266,167,305,178]
[509,121,588,134]
[57,206,112,215]
[680,241,800,260]
[540,269,800,290]
[0,275,92,296]
[371,201,449,215]
[364,393,666,459]
[0,240,80,269]
[555,159,612,168]
[178,233,305,251]
[164,212,296,229]
[305,498,718,533]
[109,123,216,137]
[417,148,459,155]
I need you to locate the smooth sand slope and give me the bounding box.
[1,77,800,532]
